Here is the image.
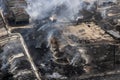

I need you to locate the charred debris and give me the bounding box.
[0,0,120,80]
[2,0,29,25]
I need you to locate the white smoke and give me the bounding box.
[26,0,97,21]
[27,0,118,49]
[0,40,24,72]
[26,0,118,21]
[0,0,3,9]
[0,0,7,9]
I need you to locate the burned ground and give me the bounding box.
[0,0,120,80]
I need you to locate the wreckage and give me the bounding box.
[5,0,27,7]
[0,34,37,80]
[34,0,120,79]
[35,21,120,79]
[0,0,120,80]
[0,11,40,80]
[3,0,29,25]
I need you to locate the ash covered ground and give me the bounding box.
[0,0,120,80]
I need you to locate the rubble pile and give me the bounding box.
[3,0,29,25]
[34,21,120,79]
[0,8,39,80]
[32,0,120,79]
[0,35,37,80]
[0,0,120,80]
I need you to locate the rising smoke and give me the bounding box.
[26,0,97,21]
[26,0,117,21]
[0,0,6,10]
[0,0,3,9]
[25,0,118,49]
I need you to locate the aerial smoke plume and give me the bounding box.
[25,0,118,48]
[0,0,3,9]
[26,0,97,21]
[26,0,118,21]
